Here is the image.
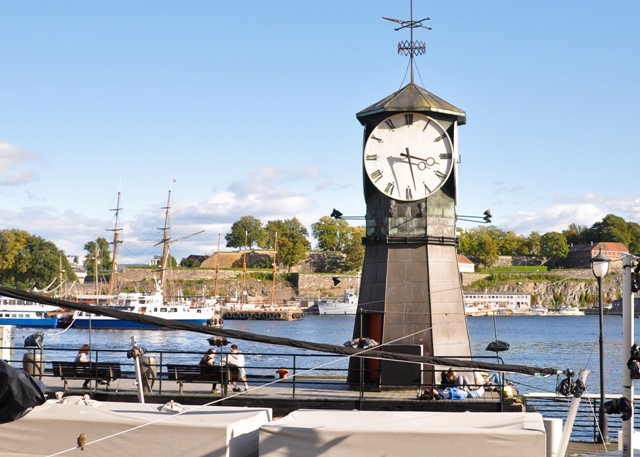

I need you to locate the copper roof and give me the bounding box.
[356,83,466,125]
[457,254,474,264]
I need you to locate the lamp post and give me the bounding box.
[591,247,611,444]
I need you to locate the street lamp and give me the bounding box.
[591,246,611,444]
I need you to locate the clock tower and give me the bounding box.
[347,11,471,387]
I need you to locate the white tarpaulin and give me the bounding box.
[0,400,271,457]
[259,410,546,457]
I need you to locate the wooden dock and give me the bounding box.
[43,375,523,417]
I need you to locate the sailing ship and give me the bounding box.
[221,231,303,320]
[72,187,221,329]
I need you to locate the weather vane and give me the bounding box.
[382,0,431,84]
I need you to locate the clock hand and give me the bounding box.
[401,152,438,169]
[405,148,417,190]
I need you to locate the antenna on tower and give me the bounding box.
[382,0,430,84]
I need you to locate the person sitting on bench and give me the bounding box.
[199,348,220,393]
[74,344,92,388]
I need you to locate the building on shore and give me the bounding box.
[463,291,531,314]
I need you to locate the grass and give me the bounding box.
[476,266,548,273]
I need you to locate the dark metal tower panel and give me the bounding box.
[356,83,466,126]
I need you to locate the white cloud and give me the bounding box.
[0,142,39,186]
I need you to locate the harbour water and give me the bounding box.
[11,313,633,396]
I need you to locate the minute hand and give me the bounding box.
[404,148,416,190]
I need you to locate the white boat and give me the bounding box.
[0,297,60,327]
[317,290,358,315]
[530,307,548,316]
[72,282,221,329]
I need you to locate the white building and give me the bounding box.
[457,254,475,273]
[463,292,531,313]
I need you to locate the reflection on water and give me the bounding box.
[12,314,632,392]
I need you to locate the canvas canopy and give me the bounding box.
[0,400,271,457]
[259,410,546,457]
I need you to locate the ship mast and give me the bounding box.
[214,231,221,297]
[58,253,64,299]
[271,232,278,305]
[241,231,248,304]
[158,187,172,289]
[107,191,123,295]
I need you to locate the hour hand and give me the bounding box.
[404,148,416,190]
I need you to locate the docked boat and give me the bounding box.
[0,297,60,328]
[221,302,304,320]
[530,307,549,316]
[72,283,221,329]
[317,290,358,315]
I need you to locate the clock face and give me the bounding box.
[363,113,454,201]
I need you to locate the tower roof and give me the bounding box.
[356,82,466,125]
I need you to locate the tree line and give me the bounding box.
[459,214,640,268]
[223,215,365,272]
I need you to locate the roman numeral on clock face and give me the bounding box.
[424,183,431,195]
[405,114,413,126]
[434,134,447,142]
[422,119,431,131]
[384,119,396,130]
[434,170,446,179]
[371,135,383,143]
[370,169,383,182]
[365,154,378,160]
[385,182,395,195]
[439,153,452,160]
[405,187,413,200]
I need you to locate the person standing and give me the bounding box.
[74,344,91,388]
[226,344,249,392]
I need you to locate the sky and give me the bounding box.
[1,1,639,265]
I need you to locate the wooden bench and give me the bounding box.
[166,364,227,394]
[51,361,121,391]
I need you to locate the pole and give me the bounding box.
[130,336,145,404]
[271,232,278,305]
[557,370,589,457]
[622,254,635,457]
[597,275,609,443]
[214,232,220,298]
[242,231,247,304]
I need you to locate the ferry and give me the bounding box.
[0,297,60,328]
[72,284,221,329]
[317,290,358,315]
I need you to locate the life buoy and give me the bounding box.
[223,312,232,319]
[238,312,246,319]
[231,312,239,319]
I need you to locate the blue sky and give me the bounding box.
[1,1,639,264]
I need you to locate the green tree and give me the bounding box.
[311,216,350,251]
[264,218,311,271]
[540,232,569,259]
[474,231,499,267]
[600,214,632,246]
[525,231,542,256]
[180,257,200,268]
[563,223,589,245]
[84,238,112,279]
[225,216,266,249]
[341,226,365,272]
[627,221,640,254]
[0,229,76,290]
